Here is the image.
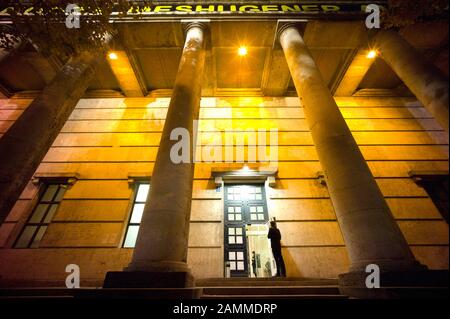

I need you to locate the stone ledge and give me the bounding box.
[338,270,449,299]
[103,271,195,289]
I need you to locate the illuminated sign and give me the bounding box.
[0,2,387,17]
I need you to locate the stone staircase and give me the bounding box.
[0,276,447,299]
[196,277,348,299]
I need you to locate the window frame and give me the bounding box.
[122,181,150,248]
[13,183,67,248]
[410,171,449,223]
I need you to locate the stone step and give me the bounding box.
[351,287,449,299]
[196,277,338,287]
[0,286,446,299]
[201,286,340,296]
[0,288,202,299]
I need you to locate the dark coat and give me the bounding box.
[268,227,282,253]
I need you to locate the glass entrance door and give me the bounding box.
[246,224,277,278]
[224,184,270,277]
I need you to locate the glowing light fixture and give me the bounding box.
[108,52,118,60]
[367,50,378,59]
[238,46,248,57]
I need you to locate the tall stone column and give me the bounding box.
[278,24,424,293]
[0,38,22,98]
[105,22,206,289]
[372,30,449,132]
[0,51,98,224]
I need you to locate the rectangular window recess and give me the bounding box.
[409,170,449,224]
[127,173,151,185]
[409,170,449,183]
[123,181,151,248]
[14,183,68,248]
[32,172,79,186]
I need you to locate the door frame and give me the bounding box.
[222,182,271,277]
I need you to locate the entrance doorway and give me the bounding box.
[224,184,275,278]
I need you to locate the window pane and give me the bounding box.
[29,204,49,223]
[235,214,242,221]
[123,225,140,248]
[30,226,47,248]
[42,185,58,202]
[229,252,236,260]
[237,261,244,270]
[228,228,235,235]
[236,236,243,244]
[130,203,145,224]
[230,261,236,270]
[136,184,150,202]
[235,228,242,235]
[15,226,37,248]
[255,194,262,200]
[228,236,235,244]
[235,207,241,213]
[54,186,67,202]
[237,252,244,260]
[43,204,58,223]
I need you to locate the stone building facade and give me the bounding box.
[0,2,448,294]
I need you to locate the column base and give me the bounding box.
[338,270,449,299]
[103,271,195,288]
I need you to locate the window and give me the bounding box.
[227,206,243,221]
[123,183,150,248]
[227,227,244,244]
[15,184,67,248]
[410,172,449,223]
[249,205,265,221]
[228,251,245,271]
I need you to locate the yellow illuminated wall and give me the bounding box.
[0,95,448,286]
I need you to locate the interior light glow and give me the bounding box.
[367,50,378,59]
[108,52,118,60]
[238,46,248,56]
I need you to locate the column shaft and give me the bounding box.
[0,39,22,98]
[372,30,449,132]
[279,25,421,273]
[0,52,98,224]
[126,24,206,273]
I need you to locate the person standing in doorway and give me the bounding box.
[251,251,258,278]
[268,221,286,277]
